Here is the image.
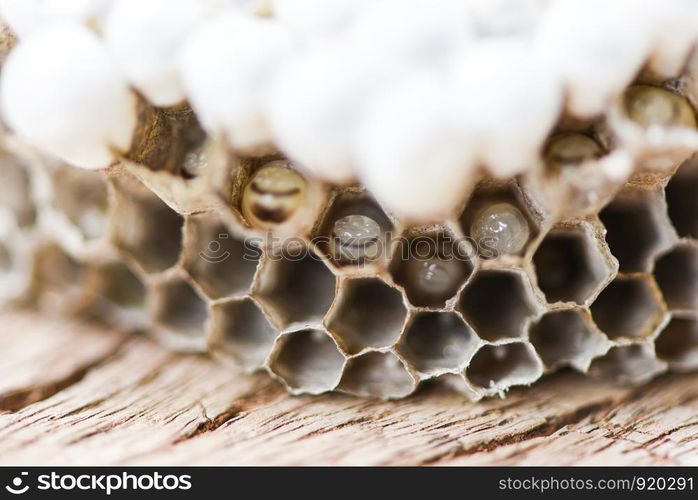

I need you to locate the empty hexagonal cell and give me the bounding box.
[182,212,261,299]
[397,312,478,375]
[666,156,698,239]
[209,298,278,371]
[599,188,674,273]
[0,152,36,227]
[338,351,416,399]
[268,328,345,394]
[110,175,184,274]
[327,277,407,354]
[254,249,336,329]
[390,231,473,308]
[589,344,666,384]
[0,229,32,305]
[466,342,543,393]
[529,309,608,371]
[150,276,209,351]
[533,224,614,305]
[0,239,11,272]
[50,164,109,241]
[87,260,147,329]
[590,276,665,340]
[459,270,538,342]
[31,243,87,315]
[654,244,698,311]
[655,315,698,371]
[315,190,394,268]
[460,182,538,259]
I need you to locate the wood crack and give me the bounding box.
[0,336,132,413]
[419,399,616,465]
[174,382,286,443]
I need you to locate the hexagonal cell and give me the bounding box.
[0,239,11,271]
[182,212,261,299]
[31,243,87,315]
[268,328,345,395]
[589,344,666,384]
[226,154,327,238]
[529,309,609,371]
[655,315,698,371]
[254,249,336,329]
[537,127,631,219]
[127,103,206,175]
[465,342,543,393]
[179,135,214,179]
[654,243,698,311]
[397,312,478,376]
[666,156,698,239]
[149,276,209,351]
[110,175,184,274]
[0,152,36,227]
[338,351,416,399]
[50,164,109,241]
[209,298,279,371]
[390,230,473,308]
[122,136,225,217]
[87,260,147,329]
[458,270,537,342]
[533,223,614,305]
[460,182,539,259]
[230,153,290,222]
[590,276,665,340]
[327,277,407,354]
[315,190,394,268]
[0,227,32,305]
[599,188,675,273]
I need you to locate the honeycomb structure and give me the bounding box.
[1,50,698,400]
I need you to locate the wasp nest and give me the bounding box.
[0,1,697,399]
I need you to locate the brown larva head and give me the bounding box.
[241,160,306,229]
[544,132,604,172]
[624,85,697,130]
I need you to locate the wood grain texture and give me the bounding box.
[1,309,697,465]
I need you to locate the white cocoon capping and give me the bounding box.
[348,0,473,71]
[451,40,563,178]
[645,0,698,78]
[355,74,476,221]
[0,0,107,36]
[270,0,370,42]
[0,23,137,170]
[463,0,543,38]
[536,0,652,118]
[267,41,396,184]
[105,0,227,107]
[179,12,295,149]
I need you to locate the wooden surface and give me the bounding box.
[1,309,698,465]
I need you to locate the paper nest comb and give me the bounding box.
[0,0,697,400]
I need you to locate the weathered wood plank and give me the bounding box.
[0,308,129,411]
[1,310,698,465]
